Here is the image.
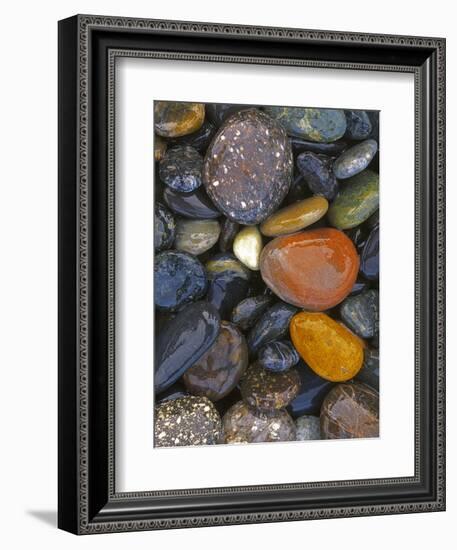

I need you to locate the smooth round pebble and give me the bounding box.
[295,415,321,440]
[233,226,263,271]
[174,218,220,255]
[333,139,378,179]
[258,340,300,372]
[154,102,205,138]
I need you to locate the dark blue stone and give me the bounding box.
[350,280,369,296]
[159,145,203,193]
[205,253,251,321]
[163,186,221,219]
[169,120,216,152]
[154,202,175,252]
[345,226,367,252]
[155,301,221,393]
[356,347,379,391]
[247,301,298,357]
[345,110,372,140]
[287,361,335,418]
[154,251,207,312]
[360,225,379,280]
[258,340,300,372]
[231,295,273,331]
[156,382,188,404]
[291,136,349,156]
[296,151,339,200]
[340,289,379,339]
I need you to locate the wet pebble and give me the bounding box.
[258,340,300,372]
[174,218,220,255]
[356,347,380,391]
[154,202,176,252]
[233,226,263,271]
[169,119,216,152]
[163,186,220,219]
[155,101,205,138]
[340,289,379,339]
[360,224,379,280]
[333,139,378,179]
[287,361,335,418]
[291,136,349,156]
[296,415,321,440]
[231,295,273,331]
[296,151,339,200]
[206,103,258,127]
[159,145,203,193]
[344,110,372,140]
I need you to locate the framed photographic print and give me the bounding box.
[58,14,446,534]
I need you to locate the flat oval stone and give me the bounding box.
[154,135,167,161]
[328,170,379,229]
[247,301,298,356]
[258,340,300,372]
[260,196,328,237]
[344,110,373,140]
[154,102,205,138]
[260,228,359,311]
[231,295,273,331]
[183,321,248,401]
[356,347,379,391]
[291,137,349,156]
[203,109,293,225]
[240,363,301,412]
[163,187,220,219]
[233,226,263,270]
[219,218,240,252]
[290,312,364,382]
[296,415,321,440]
[174,218,220,255]
[159,145,203,193]
[265,106,347,142]
[287,361,335,417]
[154,202,176,252]
[360,225,379,280]
[205,253,251,320]
[222,401,296,443]
[155,301,221,393]
[154,396,221,447]
[340,289,379,339]
[320,382,379,439]
[296,152,339,200]
[169,120,216,152]
[333,139,378,179]
[154,251,207,311]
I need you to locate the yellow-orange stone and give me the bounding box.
[260,196,329,237]
[290,312,364,382]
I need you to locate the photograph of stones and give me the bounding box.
[154,101,379,448]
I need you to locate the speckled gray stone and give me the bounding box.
[295,415,322,440]
[159,145,203,193]
[333,139,378,180]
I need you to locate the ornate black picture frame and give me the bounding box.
[58,14,446,534]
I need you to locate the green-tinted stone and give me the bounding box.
[265,106,347,143]
[174,218,221,255]
[327,170,379,229]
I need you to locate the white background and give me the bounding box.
[116,59,415,491]
[0,1,453,549]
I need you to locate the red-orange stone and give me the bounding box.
[259,228,359,311]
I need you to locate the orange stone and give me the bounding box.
[290,312,364,382]
[259,228,359,311]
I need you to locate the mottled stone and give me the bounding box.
[265,106,347,143]
[360,225,379,281]
[219,218,240,252]
[247,301,298,356]
[350,280,369,296]
[155,302,221,393]
[231,295,273,331]
[154,251,207,312]
[154,396,221,447]
[290,312,364,382]
[328,170,379,229]
[260,228,359,311]
[356,347,379,391]
[233,226,263,271]
[295,415,321,440]
[183,321,248,401]
[169,120,216,152]
[163,187,221,219]
[260,196,328,237]
[203,109,293,225]
[156,382,188,404]
[154,101,205,138]
[174,218,221,255]
[333,139,378,179]
[291,137,349,156]
[340,289,379,339]
[320,383,379,439]
[241,363,300,412]
[344,110,373,140]
[205,253,251,320]
[222,401,296,443]
[159,145,203,193]
[287,361,335,418]
[154,135,167,162]
[258,340,300,372]
[296,152,339,200]
[154,202,176,252]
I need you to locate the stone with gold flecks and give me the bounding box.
[259,228,359,311]
[154,101,205,138]
[174,218,221,255]
[233,226,263,271]
[154,396,221,447]
[290,312,364,382]
[260,196,328,237]
[222,401,296,443]
[320,383,379,439]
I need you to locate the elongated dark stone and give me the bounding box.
[219,217,240,252]
[155,301,221,393]
[340,289,379,339]
[344,110,372,140]
[258,340,300,372]
[291,136,349,156]
[360,225,379,280]
[163,187,221,219]
[356,347,379,391]
[296,151,339,200]
[333,139,378,180]
[287,361,334,418]
[154,202,176,252]
[231,295,273,331]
